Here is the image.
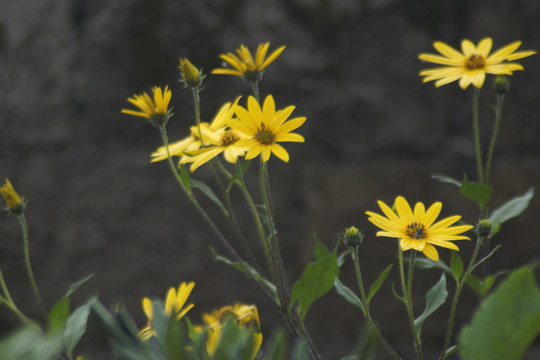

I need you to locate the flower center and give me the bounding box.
[464,54,486,70]
[220,130,239,146]
[255,125,275,145]
[406,222,426,239]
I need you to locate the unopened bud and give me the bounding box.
[476,219,492,239]
[340,226,364,247]
[493,76,510,95]
[179,58,204,88]
[0,179,26,215]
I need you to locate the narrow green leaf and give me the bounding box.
[179,164,191,193]
[367,265,393,303]
[290,251,339,322]
[65,273,95,298]
[226,159,252,194]
[333,277,365,311]
[414,274,448,334]
[412,257,451,273]
[459,267,540,360]
[471,245,502,272]
[432,174,461,187]
[211,249,279,303]
[64,297,96,357]
[488,188,534,236]
[48,297,70,333]
[460,174,493,209]
[338,249,351,267]
[450,252,464,282]
[191,180,228,215]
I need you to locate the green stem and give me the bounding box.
[250,81,260,102]
[191,88,204,145]
[0,268,15,305]
[472,88,484,185]
[485,93,504,186]
[18,214,46,317]
[439,236,484,359]
[0,295,34,325]
[405,251,423,360]
[352,247,402,360]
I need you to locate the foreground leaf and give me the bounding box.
[459,267,540,360]
[0,326,63,360]
[64,297,96,357]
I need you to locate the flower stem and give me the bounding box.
[250,81,260,102]
[406,251,423,360]
[472,88,484,185]
[485,93,504,186]
[18,214,46,317]
[439,236,484,360]
[191,87,204,145]
[0,295,34,325]
[351,247,402,360]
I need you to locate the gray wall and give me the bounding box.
[1,0,540,358]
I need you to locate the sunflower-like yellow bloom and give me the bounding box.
[0,179,25,214]
[212,43,286,81]
[202,303,262,359]
[228,95,306,162]
[419,37,535,89]
[138,282,195,341]
[366,196,473,261]
[150,99,239,164]
[121,86,173,126]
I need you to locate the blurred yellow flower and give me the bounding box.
[138,282,195,341]
[366,196,473,261]
[0,179,25,214]
[419,37,535,89]
[228,95,306,162]
[202,303,262,359]
[212,43,285,81]
[121,86,172,126]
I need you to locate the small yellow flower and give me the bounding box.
[0,179,25,214]
[179,58,203,88]
[212,42,286,82]
[419,37,535,89]
[138,282,195,341]
[121,86,173,126]
[228,95,306,162]
[202,303,262,359]
[366,196,473,261]
[150,99,239,164]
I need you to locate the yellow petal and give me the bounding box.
[433,41,465,60]
[422,244,439,261]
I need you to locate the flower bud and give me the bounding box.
[493,75,510,95]
[0,179,26,215]
[179,58,204,88]
[340,226,364,247]
[476,219,492,239]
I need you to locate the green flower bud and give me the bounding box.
[493,75,510,95]
[179,58,204,88]
[340,226,364,247]
[476,219,492,239]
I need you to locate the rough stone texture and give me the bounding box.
[1,0,540,359]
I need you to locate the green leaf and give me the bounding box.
[466,271,507,298]
[488,188,534,236]
[367,265,393,303]
[179,164,191,193]
[226,159,252,194]
[290,250,339,322]
[432,174,462,187]
[191,180,228,215]
[211,249,279,303]
[313,234,329,260]
[354,324,378,360]
[0,326,63,360]
[65,273,95,297]
[459,267,540,360]
[460,174,493,209]
[471,245,502,272]
[261,329,288,360]
[414,274,448,335]
[48,297,70,333]
[64,297,95,357]
[450,252,464,282]
[412,257,451,273]
[333,277,365,311]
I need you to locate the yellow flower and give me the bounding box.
[212,42,286,81]
[228,95,306,162]
[366,196,473,261]
[0,179,25,214]
[150,99,238,164]
[138,282,195,341]
[202,303,262,359]
[419,37,535,89]
[121,86,173,126]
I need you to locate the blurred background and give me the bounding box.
[1,0,540,358]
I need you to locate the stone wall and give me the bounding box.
[1,0,540,358]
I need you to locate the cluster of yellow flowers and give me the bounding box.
[137,282,262,359]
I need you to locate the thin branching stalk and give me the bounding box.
[0,268,15,305]
[191,87,204,145]
[472,88,484,185]
[18,214,46,318]
[485,93,504,186]
[351,247,402,360]
[439,236,484,360]
[0,296,34,325]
